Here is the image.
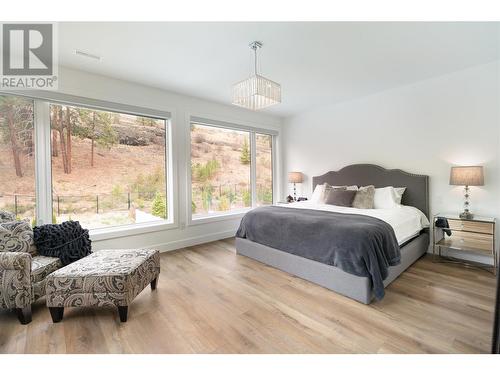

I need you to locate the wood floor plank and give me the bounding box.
[0,239,496,353]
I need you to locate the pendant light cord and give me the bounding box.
[249,41,262,76]
[254,46,258,75]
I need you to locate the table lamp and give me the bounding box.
[449,166,484,219]
[288,172,303,201]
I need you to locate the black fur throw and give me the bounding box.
[34,221,92,265]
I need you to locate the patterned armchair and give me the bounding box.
[0,212,62,324]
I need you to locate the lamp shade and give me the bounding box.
[450,166,484,186]
[288,172,303,183]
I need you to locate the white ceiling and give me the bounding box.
[59,22,499,117]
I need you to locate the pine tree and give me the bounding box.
[240,138,250,165]
[152,192,166,218]
[0,96,33,177]
[50,104,78,174]
[73,109,117,167]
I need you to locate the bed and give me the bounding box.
[235,164,430,304]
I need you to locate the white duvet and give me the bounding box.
[281,201,430,245]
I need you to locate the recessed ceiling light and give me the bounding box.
[75,49,101,61]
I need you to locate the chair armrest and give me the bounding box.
[0,252,32,271]
[0,252,32,309]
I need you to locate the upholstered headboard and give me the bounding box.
[312,164,429,218]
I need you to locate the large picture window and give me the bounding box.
[0,92,276,238]
[0,95,36,223]
[256,133,273,206]
[49,103,168,229]
[190,120,275,218]
[191,123,251,216]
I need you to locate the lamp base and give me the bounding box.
[460,186,473,219]
[459,211,474,220]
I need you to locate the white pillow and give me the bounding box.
[373,187,399,209]
[310,184,326,204]
[394,187,406,204]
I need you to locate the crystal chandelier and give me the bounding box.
[232,41,281,111]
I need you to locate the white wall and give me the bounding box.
[54,67,282,251]
[283,61,500,260]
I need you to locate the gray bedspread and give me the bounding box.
[235,206,401,300]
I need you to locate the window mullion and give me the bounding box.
[34,100,53,225]
[250,132,257,208]
[271,135,277,204]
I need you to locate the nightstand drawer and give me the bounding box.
[438,231,493,253]
[447,219,494,234]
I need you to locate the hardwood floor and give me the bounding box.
[0,238,496,353]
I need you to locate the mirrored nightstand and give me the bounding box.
[433,213,497,274]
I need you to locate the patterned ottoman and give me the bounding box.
[45,249,160,322]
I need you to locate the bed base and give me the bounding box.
[235,232,429,304]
